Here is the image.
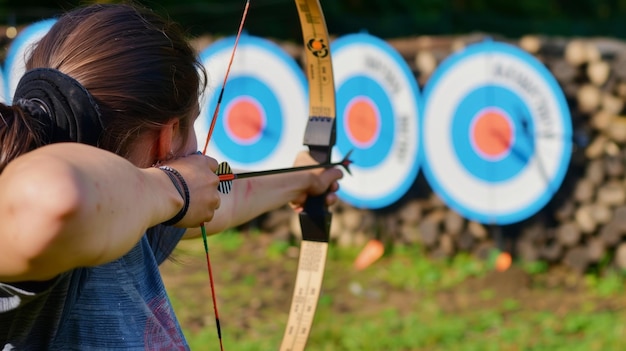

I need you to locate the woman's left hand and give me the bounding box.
[289,151,344,212]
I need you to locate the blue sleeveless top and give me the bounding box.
[0,225,188,350]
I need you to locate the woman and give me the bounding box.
[0,3,342,350]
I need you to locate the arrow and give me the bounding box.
[216,150,353,194]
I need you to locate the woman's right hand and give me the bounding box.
[160,152,221,228]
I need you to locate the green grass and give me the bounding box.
[162,232,626,351]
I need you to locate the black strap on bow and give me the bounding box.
[13,68,103,146]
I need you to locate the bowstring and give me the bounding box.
[199,1,251,350]
[202,1,251,154]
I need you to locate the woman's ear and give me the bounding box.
[156,119,180,160]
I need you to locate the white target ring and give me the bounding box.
[196,34,308,171]
[421,40,572,225]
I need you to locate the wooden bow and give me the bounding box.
[279,1,336,350]
[201,1,336,350]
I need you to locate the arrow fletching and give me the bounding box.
[216,162,233,194]
[340,150,353,175]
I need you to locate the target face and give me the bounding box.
[331,33,421,209]
[196,34,308,171]
[5,19,56,101]
[421,40,572,225]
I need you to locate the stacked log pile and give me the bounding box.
[518,35,626,273]
[211,33,626,274]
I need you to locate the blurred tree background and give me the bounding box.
[0,0,626,41]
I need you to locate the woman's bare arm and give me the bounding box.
[184,152,343,238]
[0,143,219,282]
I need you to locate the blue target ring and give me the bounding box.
[336,76,394,168]
[210,76,283,163]
[0,67,5,104]
[452,85,535,182]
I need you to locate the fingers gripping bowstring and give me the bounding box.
[199,2,251,350]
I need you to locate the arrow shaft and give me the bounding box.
[218,162,341,182]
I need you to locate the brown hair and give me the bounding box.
[0,105,47,170]
[0,3,206,172]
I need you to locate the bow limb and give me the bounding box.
[280,1,336,350]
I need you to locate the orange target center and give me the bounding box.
[346,99,379,146]
[472,110,513,158]
[226,99,263,142]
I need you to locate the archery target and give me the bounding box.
[5,19,56,101]
[196,34,308,171]
[331,33,421,209]
[421,40,572,225]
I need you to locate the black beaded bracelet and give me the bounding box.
[158,165,190,226]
